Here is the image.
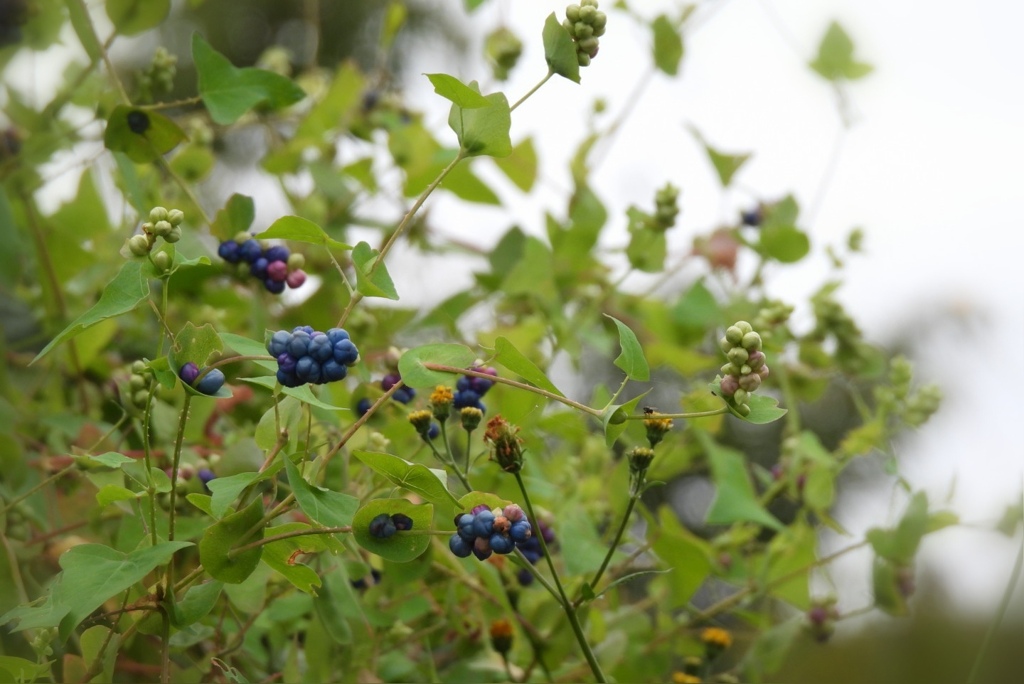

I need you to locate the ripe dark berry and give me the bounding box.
[264,245,289,262]
[197,468,216,489]
[391,513,413,531]
[195,368,225,395]
[489,534,515,555]
[457,513,477,541]
[368,513,397,539]
[509,520,532,543]
[449,534,472,558]
[472,510,496,538]
[332,338,359,365]
[426,422,440,440]
[322,360,347,382]
[126,110,150,134]
[392,388,415,404]
[266,260,288,282]
[268,331,291,357]
[356,398,372,417]
[239,239,262,263]
[472,537,493,561]
[309,333,333,363]
[218,241,241,263]
[293,325,315,336]
[381,373,401,391]
[178,362,200,385]
[286,269,307,288]
[250,257,269,279]
[264,278,285,294]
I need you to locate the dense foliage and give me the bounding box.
[2,1,1013,683]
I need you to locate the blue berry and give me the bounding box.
[457,513,477,541]
[277,368,300,387]
[293,325,315,336]
[453,389,481,409]
[391,513,413,531]
[472,510,496,538]
[239,239,262,263]
[350,568,382,590]
[368,513,397,539]
[277,353,297,373]
[267,331,292,357]
[333,339,359,366]
[517,569,534,586]
[427,423,440,440]
[287,331,311,358]
[178,362,200,385]
[356,398,372,417]
[326,328,350,344]
[449,534,472,558]
[218,241,241,263]
[263,277,285,294]
[392,388,414,404]
[264,245,290,262]
[197,468,216,490]
[295,357,321,384]
[195,368,225,395]
[489,534,515,555]
[472,538,493,561]
[456,376,471,392]
[322,360,347,382]
[250,257,269,279]
[309,333,333,363]
[509,520,532,543]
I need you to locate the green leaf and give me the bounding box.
[210,194,255,241]
[96,485,139,507]
[199,498,265,584]
[66,0,101,61]
[559,509,607,575]
[602,390,650,447]
[207,472,263,518]
[219,332,276,371]
[710,378,788,424]
[172,323,230,398]
[494,336,564,397]
[606,315,650,381]
[352,241,399,300]
[740,618,803,677]
[77,452,134,469]
[32,260,150,364]
[352,451,461,510]
[56,542,191,640]
[352,499,433,563]
[106,0,170,36]
[148,356,177,389]
[426,73,491,108]
[397,343,476,388]
[104,105,187,163]
[170,580,223,628]
[764,521,816,609]
[761,225,810,263]
[260,523,327,594]
[542,13,581,83]
[192,32,306,124]
[651,15,684,76]
[699,432,783,531]
[0,656,50,683]
[872,557,908,616]
[625,210,667,273]
[650,506,712,607]
[867,491,930,565]
[593,569,673,601]
[457,491,513,513]
[285,457,360,528]
[448,92,512,158]
[810,21,874,81]
[689,127,751,187]
[239,376,349,411]
[493,137,538,192]
[254,216,350,251]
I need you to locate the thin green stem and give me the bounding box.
[576,492,639,608]
[513,548,561,601]
[140,385,159,546]
[425,364,602,417]
[514,473,606,683]
[226,525,352,560]
[425,435,472,493]
[623,406,729,421]
[167,394,192,542]
[338,150,467,328]
[511,70,553,112]
[966,536,1024,684]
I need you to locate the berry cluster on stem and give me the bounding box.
[218,232,307,294]
[449,504,533,560]
[563,0,607,67]
[266,326,359,387]
[717,321,770,416]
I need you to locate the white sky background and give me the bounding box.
[399,0,1024,618]
[6,0,1021,619]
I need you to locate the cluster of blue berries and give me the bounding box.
[266,326,359,388]
[178,362,226,395]
[383,372,416,404]
[449,504,532,561]
[368,512,414,539]
[453,366,497,413]
[514,519,555,586]
[217,233,308,294]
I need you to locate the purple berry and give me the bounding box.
[266,260,289,282]
[277,353,297,373]
[381,373,401,392]
[178,362,200,385]
[472,537,493,561]
[197,468,216,489]
[286,269,307,288]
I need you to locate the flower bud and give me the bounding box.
[489,619,514,655]
[742,331,762,351]
[152,251,171,273]
[430,385,453,422]
[165,227,182,243]
[460,406,483,432]
[167,209,184,226]
[484,415,524,473]
[149,206,168,222]
[628,446,655,474]
[128,234,151,257]
[408,409,433,438]
[643,413,673,448]
[152,220,173,237]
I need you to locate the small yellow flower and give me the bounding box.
[671,673,702,684]
[489,618,514,654]
[701,626,733,652]
[430,385,453,405]
[643,413,673,447]
[407,409,433,436]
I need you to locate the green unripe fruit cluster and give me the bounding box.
[137,47,177,101]
[653,183,680,230]
[563,0,607,67]
[718,321,770,416]
[485,27,523,81]
[126,206,185,260]
[125,363,152,411]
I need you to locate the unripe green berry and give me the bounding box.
[563,18,576,36]
[719,336,732,353]
[739,373,761,392]
[165,227,182,243]
[725,326,743,344]
[727,347,749,365]
[130,374,147,391]
[721,363,737,376]
[734,388,748,404]
[149,206,168,222]
[742,331,762,351]
[581,0,598,7]
[233,231,250,244]
[740,364,752,375]
[577,52,592,67]
[593,24,606,37]
[735,320,753,335]
[736,403,751,417]
[566,4,580,22]
[287,253,305,270]
[579,5,596,21]
[132,390,149,408]
[128,234,151,257]
[592,11,607,30]
[575,22,593,39]
[167,209,184,226]
[578,36,599,53]
[153,220,173,237]
[132,360,147,374]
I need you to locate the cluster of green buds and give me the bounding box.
[563,0,607,67]
[652,183,680,230]
[485,27,523,81]
[875,356,942,428]
[136,47,177,102]
[126,206,184,259]
[718,321,770,416]
[125,360,151,411]
[808,285,873,372]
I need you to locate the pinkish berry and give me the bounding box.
[758,365,770,378]
[286,269,307,288]
[748,350,766,370]
[267,260,289,282]
[502,504,525,522]
[738,373,762,392]
[720,375,739,396]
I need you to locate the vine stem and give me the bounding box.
[167,394,192,542]
[575,490,640,609]
[514,472,606,683]
[425,364,602,417]
[510,69,553,112]
[337,150,467,328]
[965,535,1024,684]
[623,407,729,421]
[226,525,352,559]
